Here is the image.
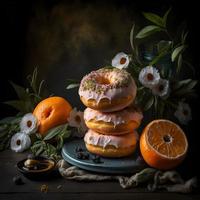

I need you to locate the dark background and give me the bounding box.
[1,0,200,179]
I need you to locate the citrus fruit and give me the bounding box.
[33,96,72,136]
[140,119,188,170]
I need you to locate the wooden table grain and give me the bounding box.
[0,150,199,200]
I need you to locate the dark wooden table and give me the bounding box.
[0,150,199,200]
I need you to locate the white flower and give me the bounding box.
[68,108,88,137]
[111,52,130,69]
[174,102,192,125]
[152,79,169,97]
[20,113,38,135]
[139,66,160,88]
[10,132,31,153]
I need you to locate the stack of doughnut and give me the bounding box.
[79,67,143,157]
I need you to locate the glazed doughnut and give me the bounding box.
[84,106,143,135]
[84,130,138,157]
[84,129,138,157]
[79,67,137,112]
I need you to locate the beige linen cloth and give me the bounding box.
[58,160,198,193]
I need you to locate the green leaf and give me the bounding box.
[4,100,26,112]
[66,79,80,90]
[10,81,29,100]
[184,80,198,91]
[32,140,42,146]
[31,142,42,150]
[144,96,154,111]
[66,83,80,90]
[36,133,42,140]
[57,136,64,150]
[150,50,168,66]
[30,67,38,93]
[157,40,172,53]
[178,79,192,85]
[4,100,33,113]
[38,80,45,96]
[177,54,183,73]
[136,25,162,39]
[173,79,192,91]
[130,23,135,51]
[61,129,71,140]
[0,124,8,131]
[43,124,68,141]
[171,45,185,62]
[173,80,198,96]
[45,143,57,156]
[143,12,164,27]
[0,116,21,125]
[150,43,171,65]
[163,7,172,27]
[35,145,44,156]
[181,31,188,43]
[0,130,8,139]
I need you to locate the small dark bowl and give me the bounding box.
[17,156,57,180]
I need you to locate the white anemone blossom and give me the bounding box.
[174,102,192,125]
[139,66,160,88]
[111,52,130,69]
[20,113,38,135]
[10,132,31,153]
[68,108,88,137]
[152,79,169,97]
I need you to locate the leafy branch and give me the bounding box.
[134,7,189,73]
[0,117,21,151]
[4,68,48,114]
[129,8,197,118]
[31,124,71,161]
[136,8,172,39]
[0,68,49,152]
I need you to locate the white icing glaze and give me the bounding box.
[84,129,137,148]
[78,69,137,104]
[84,107,143,127]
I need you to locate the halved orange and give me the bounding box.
[140,119,188,170]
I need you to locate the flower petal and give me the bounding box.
[152,79,169,97]
[174,102,192,125]
[112,52,130,69]
[20,113,38,135]
[10,132,31,153]
[139,66,160,88]
[68,108,88,137]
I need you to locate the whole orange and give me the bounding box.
[140,119,188,170]
[33,96,72,136]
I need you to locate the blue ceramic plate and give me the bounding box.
[62,139,147,174]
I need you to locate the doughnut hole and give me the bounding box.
[96,76,111,85]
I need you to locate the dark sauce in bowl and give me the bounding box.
[17,157,57,180]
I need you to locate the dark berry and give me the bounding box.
[76,152,90,160]
[76,152,84,159]
[13,176,24,185]
[84,153,90,159]
[75,147,84,152]
[92,155,103,163]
